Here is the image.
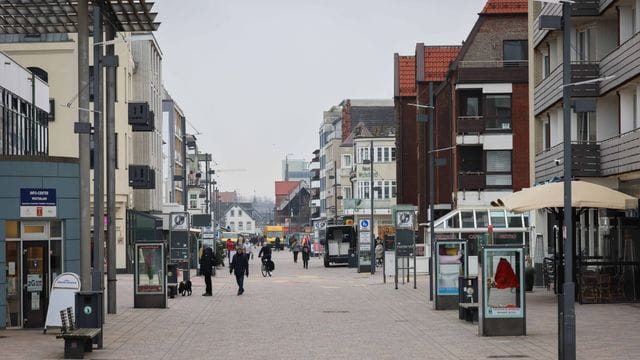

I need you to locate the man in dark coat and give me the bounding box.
[200,244,214,296]
[230,246,249,295]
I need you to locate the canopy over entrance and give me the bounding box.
[491,181,637,213]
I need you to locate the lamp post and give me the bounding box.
[409,98,436,299]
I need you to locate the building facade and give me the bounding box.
[1,52,81,329]
[530,0,640,302]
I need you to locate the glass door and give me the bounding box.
[22,241,48,328]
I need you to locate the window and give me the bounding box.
[460,91,481,117]
[358,146,370,163]
[230,210,235,217]
[503,40,527,66]
[485,95,512,130]
[377,147,383,162]
[577,112,596,143]
[358,181,370,199]
[189,193,198,209]
[376,180,383,199]
[229,222,235,231]
[577,28,595,61]
[486,151,512,187]
[247,222,252,231]
[543,114,551,150]
[343,187,352,199]
[342,154,352,167]
[391,148,396,161]
[542,43,551,78]
[238,222,244,231]
[460,146,483,173]
[238,210,243,216]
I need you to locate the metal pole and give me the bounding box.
[370,139,375,275]
[205,155,210,215]
[91,4,105,292]
[182,129,189,282]
[77,0,91,292]
[429,81,435,301]
[561,3,576,359]
[105,23,117,314]
[334,160,338,223]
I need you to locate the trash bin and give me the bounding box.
[348,251,358,268]
[75,291,103,348]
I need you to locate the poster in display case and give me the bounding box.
[436,242,466,295]
[478,245,526,336]
[135,243,165,294]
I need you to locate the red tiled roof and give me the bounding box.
[424,46,461,82]
[398,56,416,97]
[480,0,528,14]
[275,181,300,197]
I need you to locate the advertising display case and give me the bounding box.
[478,245,526,336]
[134,242,167,308]
[432,240,467,310]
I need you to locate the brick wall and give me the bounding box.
[511,83,530,191]
[395,98,418,206]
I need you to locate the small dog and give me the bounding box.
[178,280,192,296]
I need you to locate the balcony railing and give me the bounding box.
[457,116,484,134]
[535,142,600,183]
[458,172,485,190]
[533,2,601,47]
[534,62,599,115]
[343,198,395,210]
[600,129,640,176]
[599,32,640,95]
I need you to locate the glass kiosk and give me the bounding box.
[432,240,467,310]
[478,245,526,336]
[134,242,167,308]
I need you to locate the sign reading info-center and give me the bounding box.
[20,188,57,218]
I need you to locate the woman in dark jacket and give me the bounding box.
[199,245,214,296]
[301,244,310,269]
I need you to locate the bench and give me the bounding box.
[56,307,102,359]
[458,302,479,323]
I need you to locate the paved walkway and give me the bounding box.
[2,249,640,359]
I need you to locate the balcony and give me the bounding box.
[457,116,484,134]
[456,60,528,83]
[535,142,600,183]
[534,62,599,115]
[343,198,395,211]
[600,32,640,95]
[458,172,485,190]
[600,129,640,176]
[533,2,601,47]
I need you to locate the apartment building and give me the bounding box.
[531,0,640,303]
[162,87,186,205]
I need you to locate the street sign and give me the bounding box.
[359,219,370,231]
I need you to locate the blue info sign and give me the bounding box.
[21,188,57,206]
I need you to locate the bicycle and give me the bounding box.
[261,258,274,277]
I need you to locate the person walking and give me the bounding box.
[230,246,249,295]
[274,237,281,252]
[302,243,310,269]
[291,237,301,263]
[244,239,254,260]
[226,238,235,266]
[199,244,214,296]
[375,240,384,267]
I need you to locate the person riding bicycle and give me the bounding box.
[258,243,272,263]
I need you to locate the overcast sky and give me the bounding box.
[153,0,488,199]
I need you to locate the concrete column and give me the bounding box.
[620,6,634,44]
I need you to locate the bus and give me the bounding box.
[322,225,357,267]
[263,225,285,245]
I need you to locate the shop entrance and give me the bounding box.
[22,241,49,328]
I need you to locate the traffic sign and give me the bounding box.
[359,219,370,230]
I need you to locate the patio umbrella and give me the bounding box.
[491,181,636,213]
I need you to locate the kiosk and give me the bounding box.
[134,241,167,308]
[432,240,467,310]
[478,245,526,336]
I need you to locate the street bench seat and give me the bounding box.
[458,302,479,323]
[56,307,102,359]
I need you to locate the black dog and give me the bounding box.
[178,280,192,296]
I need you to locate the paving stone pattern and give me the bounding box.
[1,249,640,359]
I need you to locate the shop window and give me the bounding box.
[507,213,523,228]
[461,211,475,228]
[490,210,506,228]
[476,211,489,228]
[5,220,20,238]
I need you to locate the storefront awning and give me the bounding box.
[492,180,637,213]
